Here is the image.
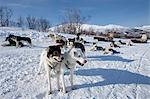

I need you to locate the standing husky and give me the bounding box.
[38,43,87,94]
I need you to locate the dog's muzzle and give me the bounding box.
[53,57,64,62]
[76,60,87,66]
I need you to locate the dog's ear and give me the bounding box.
[9,34,15,38]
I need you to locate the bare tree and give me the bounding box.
[16,16,24,27]
[36,18,51,32]
[60,9,90,34]
[26,16,37,29]
[0,6,13,27]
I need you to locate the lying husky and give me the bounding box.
[10,34,32,48]
[90,42,104,51]
[110,41,120,48]
[38,43,87,94]
[118,40,126,45]
[1,34,24,47]
[103,47,120,54]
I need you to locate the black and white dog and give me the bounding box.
[103,47,120,54]
[110,41,120,48]
[38,43,87,94]
[90,42,104,51]
[1,34,24,47]
[68,37,90,46]
[118,40,126,45]
[10,35,32,48]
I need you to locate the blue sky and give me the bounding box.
[0,0,149,27]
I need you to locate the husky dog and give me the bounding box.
[55,38,68,54]
[74,33,84,44]
[68,37,90,46]
[103,47,120,54]
[1,34,24,47]
[49,33,68,52]
[118,40,126,45]
[68,38,75,46]
[110,41,120,48]
[48,32,67,44]
[90,42,104,51]
[126,39,133,46]
[48,33,55,41]
[10,35,32,48]
[131,33,148,43]
[38,43,87,94]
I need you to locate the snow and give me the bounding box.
[50,24,150,37]
[0,27,150,99]
[81,24,129,33]
[135,25,150,32]
[50,24,130,33]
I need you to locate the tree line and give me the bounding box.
[0,6,91,34]
[0,6,51,32]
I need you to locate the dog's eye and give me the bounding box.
[74,52,78,56]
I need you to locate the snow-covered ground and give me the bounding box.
[0,28,150,99]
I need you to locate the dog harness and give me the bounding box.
[64,60,71,69]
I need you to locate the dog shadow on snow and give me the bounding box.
[87,55,134,62]
[74,68,150,90]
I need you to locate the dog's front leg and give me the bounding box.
[56,71,60,91]
[70,69,75,90]
[46,66,52,95]
[16,41,19,48]
[60,73,66,93]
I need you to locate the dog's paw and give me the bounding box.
[59,89,67,94]
[48,91,52,95]
[63,90,68,94]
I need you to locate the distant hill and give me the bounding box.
[49,24,150,38]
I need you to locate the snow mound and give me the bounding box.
[0,27,48,41]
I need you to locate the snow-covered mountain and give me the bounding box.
[81,24,150,33]
[50,24,150,37]
[0,24,149,39]
[81,24,129,33]
[135,25,150,32]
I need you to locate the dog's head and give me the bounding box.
[5,34,15,41]
[48,34,54,38]
[46,46,62,63]
[10,36,18,42]
[69,45,87,66]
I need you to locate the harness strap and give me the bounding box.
[65,60,71,69]
[65,63,71,69]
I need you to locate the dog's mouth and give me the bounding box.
[76,61,84,66]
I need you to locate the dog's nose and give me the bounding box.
[84,60,87,63]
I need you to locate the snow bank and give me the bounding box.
[0,27,48,41]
